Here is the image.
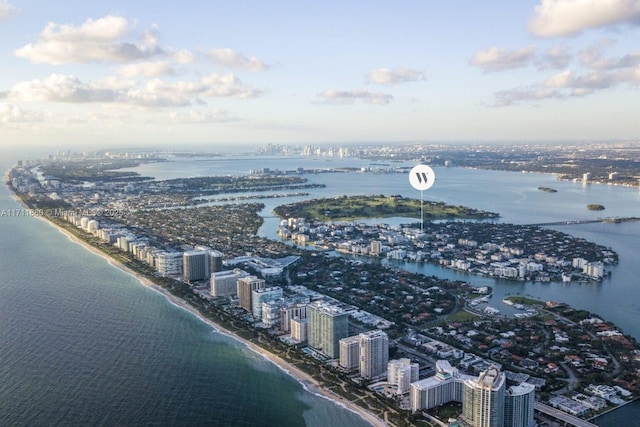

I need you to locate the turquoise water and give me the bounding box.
[0,148,371,427]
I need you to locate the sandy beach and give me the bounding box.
[42,216,387,427]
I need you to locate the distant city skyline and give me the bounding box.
[1,0,639,147]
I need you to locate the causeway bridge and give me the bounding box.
[534,402,599,427]
[528,217,640,227]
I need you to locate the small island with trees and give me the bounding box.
[587,204,605,211]
[538,187,557,193]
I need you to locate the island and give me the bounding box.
[5,150,639,427]
[587,204,606,211]
[273,194,499,222]
[538,186,557,193]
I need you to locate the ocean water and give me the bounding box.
[3,148,640,425]
[0,149,371,427]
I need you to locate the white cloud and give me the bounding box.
[6,73,263,107]
[491,66,640,107]
[617,65,640,83]
[9,74,120,103]
[0,1,16,21]
[142,73,263,101]
[528,0,640,37]
[118,61,176,78]
[317,90,393,105]
[0,103,43,123]
[171,49,196,64]
[207,48,268,72]
[492,87,564,107]
[367,68,424,84]
[579,44,640,70]
[544,69,616,90]
[167,109,236,124]
[536,46,573,70]
[470,46,537,72]
[14,15,164,64]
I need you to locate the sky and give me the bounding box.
[1,0,640,148]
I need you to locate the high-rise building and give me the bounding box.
[291,317,308,343]
[251,287,283,319]
[155,251,183,277]
[462,365,506,427]
[262,299,283,328]
[183,250,207,282]
[411,362,530,427]
[237,276,265,312]
[504,384,535,427]
[359,330,389,379]
[194,246,212,278]
[411,360,473,412]
[209,250,224,274]
[280,303,308,332]
[307,301,349,358]
[370,240,382,256]
[339,336,360,370]
[210,269,249,297]
[388,358,419,394]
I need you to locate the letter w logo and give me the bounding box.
[415,172,430,184]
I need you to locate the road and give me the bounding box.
[535,402,599,427]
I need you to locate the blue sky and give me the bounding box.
[1,0,639,147]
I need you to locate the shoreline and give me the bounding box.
[36,212,387,427]
[590,396,640,422]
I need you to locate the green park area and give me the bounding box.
[274,195,499,222]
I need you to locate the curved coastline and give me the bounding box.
[33,211,386,427]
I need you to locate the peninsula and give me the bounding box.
[275,196,616,284]
[6,150,640,427]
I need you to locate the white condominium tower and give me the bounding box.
[210,269,249,297]
[388,358,419,394]
[462,365,506,427]
[358,330,389,379]
[339,335,360,370]
[251,286,283,319]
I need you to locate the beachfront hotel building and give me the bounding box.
[251,287,283,319]
[411,360,472,412]
[411,362,534,427]
[339,335,360,370]
[359,330,389,379]
[388,358,419,395]
[307,301,349,358]
[237,276,265,312]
